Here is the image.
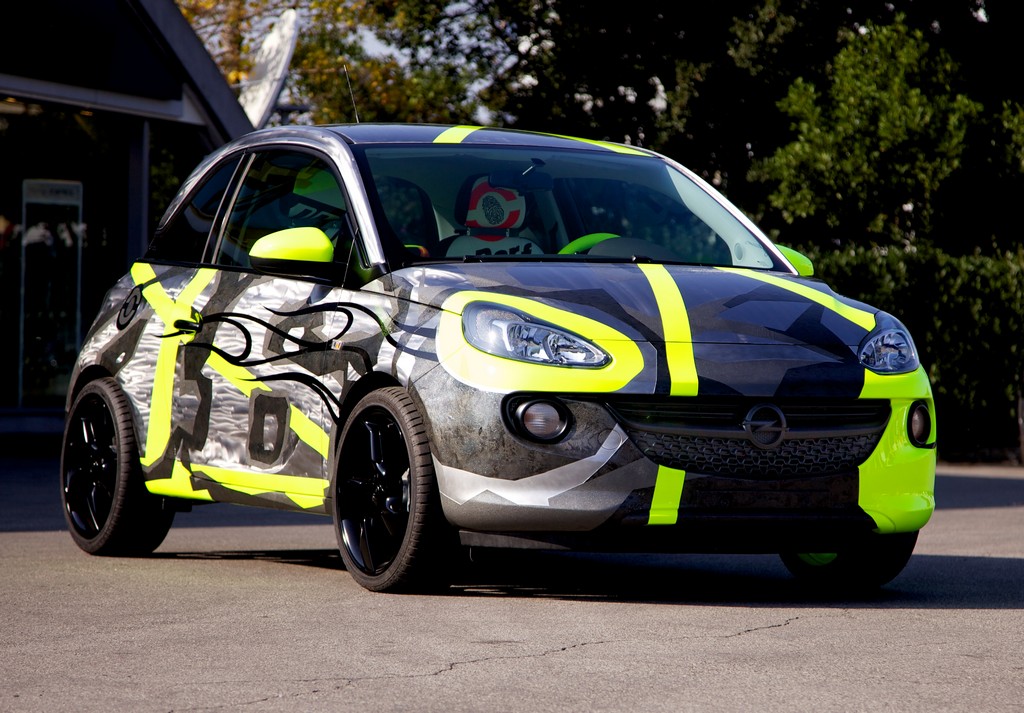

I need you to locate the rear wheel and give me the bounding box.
[780,530,919,591]
[333,387,452,592]
[60,377,174,555]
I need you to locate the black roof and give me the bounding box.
[285,123,659,155]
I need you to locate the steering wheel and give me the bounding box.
[558,232,620,255]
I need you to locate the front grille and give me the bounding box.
[606,398,890,478]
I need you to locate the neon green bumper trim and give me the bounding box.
[858,366,936,533]
[648,466,686,525]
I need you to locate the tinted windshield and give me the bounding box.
[357,145,780,269]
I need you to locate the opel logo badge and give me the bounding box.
[116,286,144,330]
[742,404,788,450]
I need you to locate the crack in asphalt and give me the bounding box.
[427,639,616,677]
[171,640,619,710]
[173,624,801,709]
[720,616,801,637]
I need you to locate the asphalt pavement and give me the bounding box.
[3,435,1024,712]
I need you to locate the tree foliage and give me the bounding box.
[177,0,294,86]
[808,242,1024,459]
[750,16,982,248]
[177,0,1024,458]
[288,1,482,124]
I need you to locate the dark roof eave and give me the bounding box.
[132,0,253,143]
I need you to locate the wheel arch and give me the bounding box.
[66,365,113,413]
[327,370,404,477]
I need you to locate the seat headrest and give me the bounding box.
[459,176,526,233]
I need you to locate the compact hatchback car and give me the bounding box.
[61,124,935,592]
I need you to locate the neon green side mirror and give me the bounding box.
[250,226,335,263]
[776,245,814,277]
[249,227,338,283]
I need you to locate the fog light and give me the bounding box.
[511,399,571,443]
[907,401,932,447]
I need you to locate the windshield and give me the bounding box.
[357,145,781,269]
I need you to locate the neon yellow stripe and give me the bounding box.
[648,466,685,525]
[548,133,649,155]
[193,464,329,497]
[285,494,326,509]
[134,264,175,466]
[717,268,876,332]
[639,264,698,396]
[205,352,270,397]
[192,464,329,508]
[131,262,157,283]
[130,263,328,479]
[204,345,328,459]
[142,338,177,467]
[208,482,324,508]
[431,125,646,155]
[180,267,217,304]
[145,460,214,501]
[289,405,330,458]
[132,265,217,467]
[434,125,479,143]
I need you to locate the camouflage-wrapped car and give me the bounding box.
[62,124,935,592]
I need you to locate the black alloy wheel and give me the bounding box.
[60,378,173,555]
[333,387,451,592]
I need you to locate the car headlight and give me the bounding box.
[462,302,609,367]
[858,313,919,374]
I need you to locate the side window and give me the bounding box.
[216,151,351,269]
[146,159,238,263]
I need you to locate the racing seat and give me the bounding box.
[439,176,540,257]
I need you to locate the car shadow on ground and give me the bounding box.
[446,550,1024,608]
[150,546,1024,609]
[153,548,342,569]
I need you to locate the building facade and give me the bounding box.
[1,0,252,431]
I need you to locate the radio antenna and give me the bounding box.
[343,64,360,123]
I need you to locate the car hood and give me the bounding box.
[381,262,882,399]
[386,261,877,347]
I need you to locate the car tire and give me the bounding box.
[333,387,453,592]
[60,377,174,555]
[779,530,919,591]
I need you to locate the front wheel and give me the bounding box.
[60,377,174,555]
[332,387,453,592]
[780,530,919,591]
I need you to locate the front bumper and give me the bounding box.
[416,367,936,550]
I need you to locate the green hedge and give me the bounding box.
[801,244,1024,461]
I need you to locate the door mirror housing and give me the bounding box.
[249,227,338,282]
[776,245,814,277]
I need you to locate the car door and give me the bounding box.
[158,148,364,512]
[122,154,242,494]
